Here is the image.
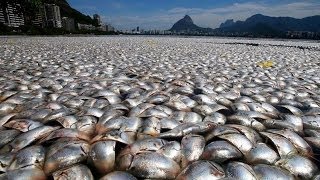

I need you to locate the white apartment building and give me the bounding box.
[0,3,25,27]
[44,4,62,28]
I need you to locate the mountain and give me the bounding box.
[169,15,213,32]
[217,14,320,35]
[219,19,235,28]
[46,0,96,25]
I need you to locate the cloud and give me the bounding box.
[110,2,123,9]
[103,1,320,30]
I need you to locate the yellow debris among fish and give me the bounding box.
[257,60,274,68]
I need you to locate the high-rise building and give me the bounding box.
[98,24,107,32]
[93,14,101,25]
[0,3,25,27]
[32,6,45,27]
[62,17,75,31]
[0,7,5,24]
[137,26,140,32]
[44,4,62,28]
[78,23,96,31]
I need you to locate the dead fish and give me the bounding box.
[301,116,320,130]
[226,124,262,144]
[8,145,45,170]
[204,126,240,142]
[52,164,94,180]
[267,129,313,156]
[75,115,97,135]
[44,140,90,175]
[159,122,215,138]
[89,140,116,174]
[263,118,297,130]
[0,153,15,173]
[227,115,266,131]
[160,118,181,130]
[55,115,78,128]
[276,154,319,179]
[218,133,254,154]
[117,138,167,163]
[260,132,297,158]
[253,164,294,180]
[0,113,17,127]
[157,141,181,163]
[98,109,126,125]
[304,137,320,149]
[128,103,155,117]
[181,134,205,168]
[4,119,43,132]
[0,167,46,180]
[0,126,59,153]
[281,114,303,134]
[147,94,170,104]
[0,103,16,115]
[96,116,142,134]
[176,160,225,180]
[38,128,90,144]
[139,107,170,118]
[231,103,250,112]
[246,143,279,165]
[100,171,137,180]
[276,105,303,116]
[203,112,226,125]
[171,111,202,124]
[200,140,242,163]
[304,129,320,137]
[226,161,257,180]
[192,94,216,105]
[127,152,181,179]
[0,129,20,148]
[137,117,161,138]
[92,130,136,145]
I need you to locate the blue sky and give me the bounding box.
[68,0,320,30]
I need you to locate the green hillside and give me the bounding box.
[43,0,96,25]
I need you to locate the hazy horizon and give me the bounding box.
[68,0,320,30]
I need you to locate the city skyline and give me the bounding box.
[69,0,320,30]
[0,1,117,35]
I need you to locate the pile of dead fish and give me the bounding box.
[0,37,320,180]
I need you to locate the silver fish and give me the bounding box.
[8,145,45,170]
[4,119,43,132]
[276,154,319,179]
[253,164,294,180]
[159,122,215,138]
[226,161,257,180]
[52,164,94,180]
[267,129,313,155]
[44,140,89,175]
[0,167,46,180]
[218,133,254,154]
[89,140,116,174]
[176,160,225,180]
[0,129,20,148]
[260,132,297,158]
[302,116,320,130]
[0,126,59,153]
[100,171,137,180]
[200,140,242,162]
[181,134,205,168]
[127,152,180,179]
